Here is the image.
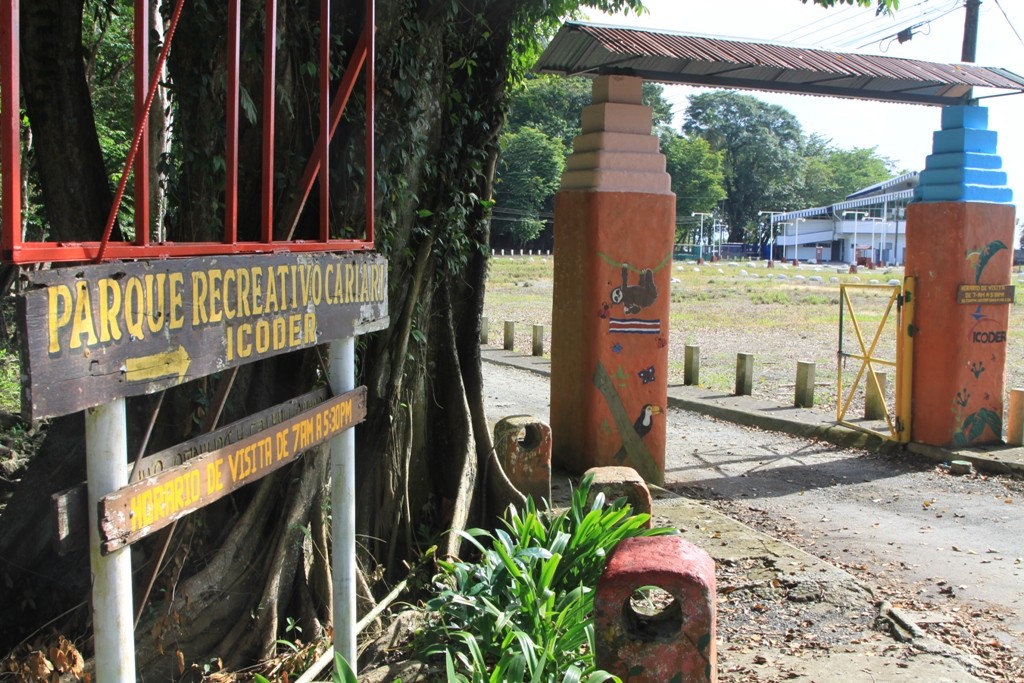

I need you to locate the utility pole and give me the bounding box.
[962,0,981,63]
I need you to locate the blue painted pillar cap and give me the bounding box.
[941,105,988,131]
[914,105,1012,205]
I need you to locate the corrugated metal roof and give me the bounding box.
[845,172,919,200]
[773,189,916,222]
[535,22,1024,106]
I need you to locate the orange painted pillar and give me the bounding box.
[550,75,674,485]
[906,105,1015,447]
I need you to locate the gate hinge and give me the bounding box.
[897,291,912,309]
[907,324,918,337]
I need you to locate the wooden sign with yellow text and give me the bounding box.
[97,387,366,554]
[17,252,388,419]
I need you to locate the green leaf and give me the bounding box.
[332,651,358,683]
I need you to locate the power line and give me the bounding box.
[994,0,1024,50]
[771,3,859,43]
[830,0,960,49]
[788,0,935,47]
[852,5,963,50]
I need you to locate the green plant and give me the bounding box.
[331,652,358,683]
[252,651,357,683]
[416,475,674,681]
[749,289,790,305]
[0,347,20,414]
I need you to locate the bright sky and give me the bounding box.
[590,0,1024,218]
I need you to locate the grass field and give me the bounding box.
[482,255,1024,418]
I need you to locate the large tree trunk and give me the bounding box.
[20,0,113,242]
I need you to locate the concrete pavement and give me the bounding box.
[482,347,1024,477]
[482,347,1023,681]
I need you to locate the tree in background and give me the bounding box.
[799,133,894,208]
[683,91,805,242]
[504,75,593,148]
[660,133,726,243]
[495,126,565,246]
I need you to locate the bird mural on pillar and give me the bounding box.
[613,404,662,464]
[966,240,1007,284]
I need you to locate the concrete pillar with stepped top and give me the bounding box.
[550,75,674,485]
[906,105,1015,447]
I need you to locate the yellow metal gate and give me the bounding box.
[836,279,915,442]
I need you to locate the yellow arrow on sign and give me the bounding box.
[124,345,192,383]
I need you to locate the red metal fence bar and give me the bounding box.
[261,0,277,244]
[365,0,375,244]
[1,0,21,259]
[320,0,330,242]
[96,0,186,262]
[134,0,150,247]
[226,0,242,244]
[0,0,376,265]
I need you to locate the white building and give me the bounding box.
[772,172,917,265]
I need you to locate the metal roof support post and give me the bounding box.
[86,399,136,683]
[329,337,357,670]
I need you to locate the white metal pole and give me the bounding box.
[871,221,877,265]
[699,215,704,261]
[854,216,859,264]
[328,337,357,670]
[882,197,889,265]
[86,398,136,683]
[795,218,801,264]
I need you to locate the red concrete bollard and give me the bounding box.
[493,416,552,504]
[584,466,653,528]
[596,536,716,682]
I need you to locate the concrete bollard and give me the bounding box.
[735,353,753,396]
[795,361,815,408]
[596,535,717,682]
[532,324,545,357]
[865,371,887,420]
[583,466,652,528]
[684,345,700,386]
[493,416,552,504]
[480,317,489,345]
[1007,388,1024,445]
[503,321,515,351]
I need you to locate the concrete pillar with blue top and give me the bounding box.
[905,105,1015,447]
